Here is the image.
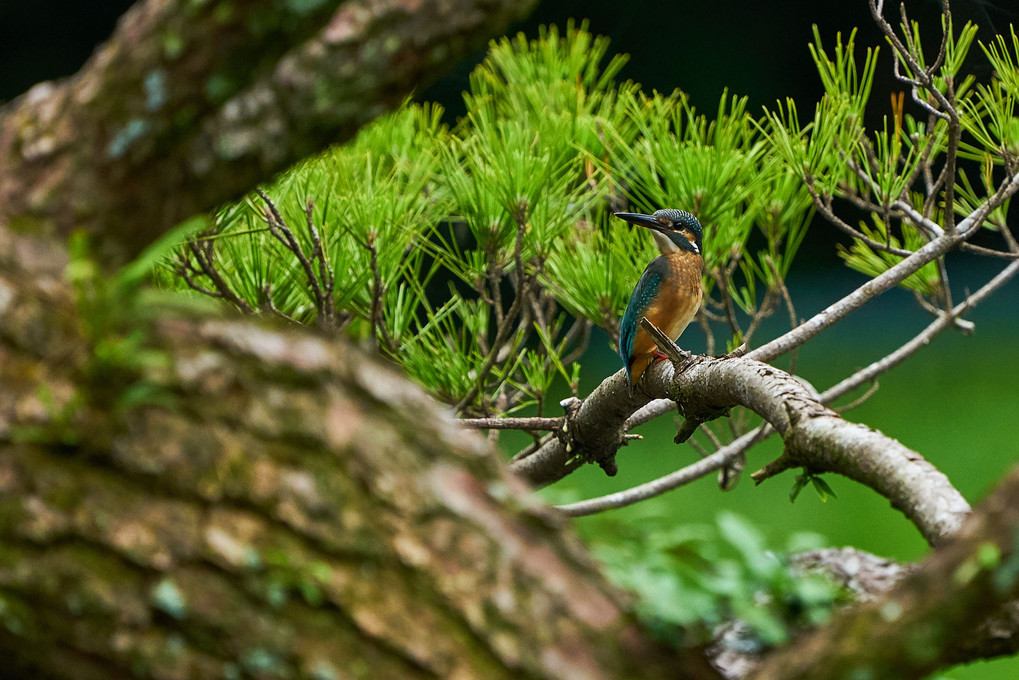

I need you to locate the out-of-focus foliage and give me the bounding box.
[584,509,843,647]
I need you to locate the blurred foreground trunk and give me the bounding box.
[0,262,719,678]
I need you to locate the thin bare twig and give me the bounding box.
[806,174,915,257]
[687,437,710,458]
[1000,221,1019,252]
[959,170,1019,240]
[764,256,801,373]
[455,218,529,414]
[823,257,1019,404]
[304,199,336,327]
[741,288,778,347]
[556,426,768,517]
[560,317,593,366]
[177,238,256,313]
[870,0,953,119]
[255,189,339,329]
[701,422,725,450]
[698,311,716,357]
[833,378,881,413]
[713,262,743,338]
[460,417,562,431]
[363,234,397,351]
[959,242,1019,259]
[748,231,959,364]
[260,282,302,324]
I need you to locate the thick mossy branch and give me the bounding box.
[0,266,721,679]
[0,0,538,265]
[751,467,1019,680]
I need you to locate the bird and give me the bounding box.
[615,209,704,396]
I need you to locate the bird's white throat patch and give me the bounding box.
[652,230,699,255]
[652,230,680,255]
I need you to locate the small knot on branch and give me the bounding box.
[751,452,798,484]
[717,341,749,359]
[554,396,582,455]
[555,395,622,477]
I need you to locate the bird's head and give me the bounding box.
[614,209,703,256]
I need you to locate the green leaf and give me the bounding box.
[811,476,838,502]
[789,472,811,503]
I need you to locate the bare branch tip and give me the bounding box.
[750,454,797,485]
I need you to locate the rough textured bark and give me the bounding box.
[0,0,537,265]
[750,468,1019,680]
[0,256,720,679]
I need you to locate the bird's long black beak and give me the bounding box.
[613,211,667,234]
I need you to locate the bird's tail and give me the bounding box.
[627,355,653,398]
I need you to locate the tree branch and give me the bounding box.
[461,416,563,431]
[556,427,767,517]
[513,346,969,545]
[511,216,972,490]
[747,231,960,363]
[823,258,1019,403]
[751,467,1019,680]
[0,267,722,679]
[560,255,1019,518]
[0,0,538,265]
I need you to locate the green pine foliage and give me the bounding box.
[164,21,817,416]
[162,17,1019,415]
[164,102,449,335]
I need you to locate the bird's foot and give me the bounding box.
[639,319,691,364]
[652,347,691,363]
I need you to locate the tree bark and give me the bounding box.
[0,0,537,265]
[750,467,1019,680]
[0,276,719,678]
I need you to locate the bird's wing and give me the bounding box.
[619,260,665,373]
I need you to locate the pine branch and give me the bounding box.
[460,417,562,431]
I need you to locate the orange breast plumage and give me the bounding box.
[619,250,703,393]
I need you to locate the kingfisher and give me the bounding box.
[615,209,704,396]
